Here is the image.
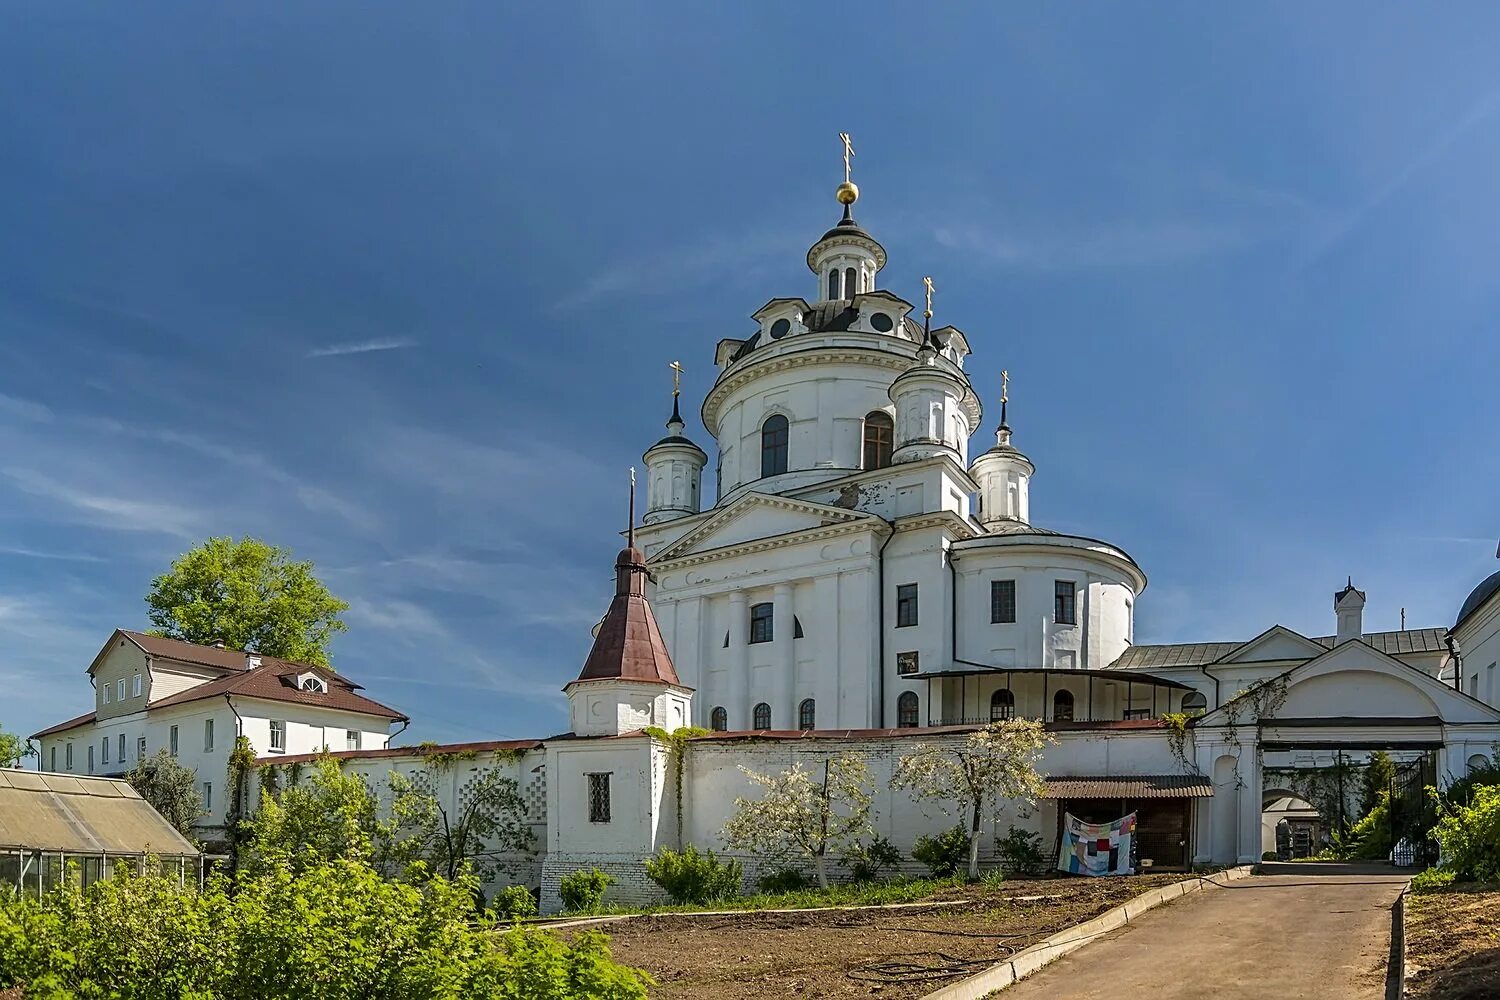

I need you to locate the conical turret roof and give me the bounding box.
[572,546,683,686]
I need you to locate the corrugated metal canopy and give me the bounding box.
[1042,774,1215,799]
[0,770,199,856]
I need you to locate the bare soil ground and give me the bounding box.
[570,874,1183,999]
[1406,883,1500,1000]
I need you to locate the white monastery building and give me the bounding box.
[30,156,1500,911]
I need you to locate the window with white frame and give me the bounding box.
[587,773,611,823]
[204,718,215,752]
[118,734,125,761]
[101,738,109,765]
[102,684,110,705]
[269,720,286,753]
[203,781,213,813]
[132,673,142,698]
[65,743,73,771]
[346,730,360,751]
[87,745,94,774]
[301,676,326,693]
[117,679,126,702]
[136,736,146,760]
[50,747,57,771]
[169,725,179,756]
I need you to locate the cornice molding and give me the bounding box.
[648,518,886,572]
[649,491,882,565]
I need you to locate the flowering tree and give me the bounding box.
[722,754,875,888]
[891,719,1053,880]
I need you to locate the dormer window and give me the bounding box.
[297,673,326,693]
[769,317,791,340]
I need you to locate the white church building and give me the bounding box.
[30,164,1500,912]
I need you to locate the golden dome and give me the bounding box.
[835,180,859,205]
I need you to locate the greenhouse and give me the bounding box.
[0,768,202,897]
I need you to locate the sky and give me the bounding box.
[2,3,1498,746]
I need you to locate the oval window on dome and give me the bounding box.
[870,312,894,332]
[769,318,791,340]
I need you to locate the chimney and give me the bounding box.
[209,638,226,649]
[1334,578,1365,645]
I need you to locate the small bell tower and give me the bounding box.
[970,370,1035,529]
[642,361,707,525]
[889,276,973,465]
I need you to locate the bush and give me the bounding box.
[1262,851,1279,862]
[643,845,743,905]
[0,858,651,999]
[1338,792,1395,861]
[841,836,902,883]
[1432,784,1500,882]
[559,867,615,913]
[492,883,538,920]
[995,827,1046,876]
[1441,755,1500,811]
[912,826,970,878]
[756,868,812,894]
[979,867,1006,890]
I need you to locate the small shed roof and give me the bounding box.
[1042,774,1215,799]
[0,770,199,857]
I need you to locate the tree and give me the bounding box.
[0,724,35,768]
[385,764,535,885]
[242,755,388,876]
[124,749,203,840]
[146,536,348,668]
[1359,750,1397,819]
[721,754,875,889]
[891,719,1054,880]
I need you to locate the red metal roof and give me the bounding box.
[255,739,543,767]
[572,547,683,687]
[30,711,97,740]
[148,660,407,721]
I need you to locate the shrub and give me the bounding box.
[1441,755,1500,811]
[841,836,903,883]
[756,868,813,894]
[979,867,1006,889]
[1338,792,1394,861]
[1432,784,1500,882]
[493,884,538,920]
[1262,851,1279,862]
[912,826,971,878]
[643,845,743,905]
[559,867,615,913]
[1409,867,1456,890]
[996,827,1046,876]
[0,858,650,999]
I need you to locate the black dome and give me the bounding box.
[1457,570,1500,629]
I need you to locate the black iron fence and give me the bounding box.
[1388,756,1439,868]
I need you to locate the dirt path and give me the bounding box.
[998,872,1409,1000]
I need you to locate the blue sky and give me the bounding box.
[3,3,1498,745]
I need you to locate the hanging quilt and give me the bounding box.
[1057,812,1137,876]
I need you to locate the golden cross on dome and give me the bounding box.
[923,276,935,318]
[669,360,684,397]
[839,132,855,184]
[1001,369,1009,404]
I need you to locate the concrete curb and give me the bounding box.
[918,866,1256,1000]
[1387,884,1409,1000]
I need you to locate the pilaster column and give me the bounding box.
[729,593,749,729]
[773,583,795,727]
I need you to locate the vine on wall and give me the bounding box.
[1218,675,1290,789]
[643,725,710,845]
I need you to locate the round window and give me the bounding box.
[770,318,791,340]
[870,312,894,332]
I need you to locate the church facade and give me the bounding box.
[29,161,1500,914]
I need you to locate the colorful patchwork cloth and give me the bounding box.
[1057,812,1137,876]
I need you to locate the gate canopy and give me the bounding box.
[1042,774,1214,799]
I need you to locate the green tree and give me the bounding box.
[146,536,349,668]
[242,755,389,876]
[1359,750,1396,819]
[892,720,1054,880]
[124,748,203,840]
[722,754,875,889]
[385,765,535,884]
[0,723,35,768]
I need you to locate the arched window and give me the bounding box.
[1181,691,1208,716]
[990,689,1014,722]
[1053,690,1075,722]
[863,411,894,470]
[845,266,858,297]
[828,269,840,300]
[710,707,728,732]
[752,702,772,730]
[798,699,816,730]
[897,691,919,728]
[749,603,774,644]
[761,414,789,478]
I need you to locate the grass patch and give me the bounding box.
[1405,880,1500,1000]
[552,876,970,918]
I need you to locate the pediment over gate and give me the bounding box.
[1216,625,1327,664]
[1200,637,1500,727]
[648,492,885,565]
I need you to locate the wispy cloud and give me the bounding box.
[306,337,418,358]
[934,219,1259,270]
[0,545,106,562]
[0,393,53,422]
[3,467,206,538]
[346,597,453,638]
[555,228,802,309]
